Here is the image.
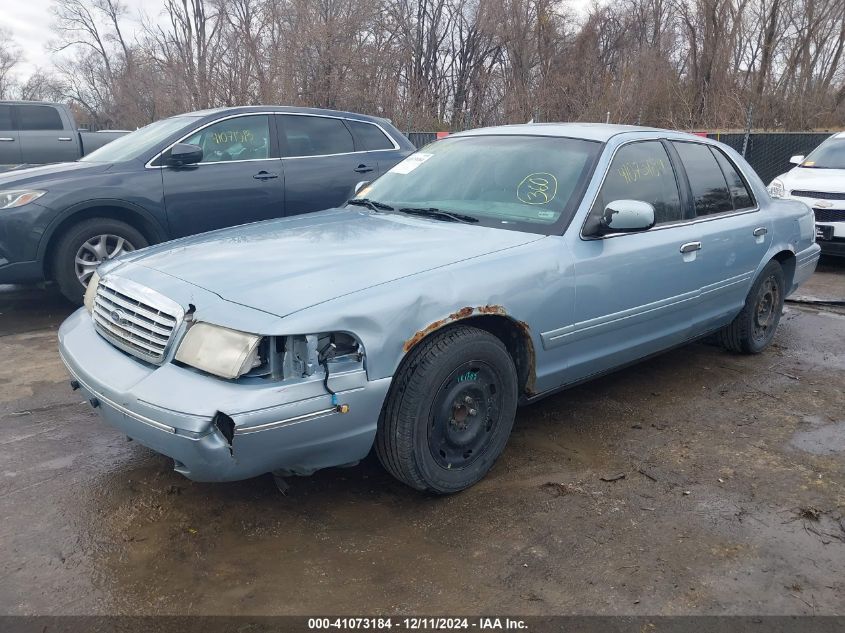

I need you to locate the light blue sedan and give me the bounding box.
[58,123,820,494]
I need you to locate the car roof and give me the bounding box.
[451,122,699,142]
[183,105,393,126]
[0,100,64,106]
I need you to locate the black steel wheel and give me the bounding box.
[428,360,505,470]
[376,324,518,494]
[719,259,785,354]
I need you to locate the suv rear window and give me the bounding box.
[347,120,394,151]
[16,105,64,131]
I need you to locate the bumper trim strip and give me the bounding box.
[60,353,177,434]
[234,407,338,435]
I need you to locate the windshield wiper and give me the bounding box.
[397,206,479,224]
[347,198,395,211]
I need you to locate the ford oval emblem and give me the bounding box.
[110,309,129,327]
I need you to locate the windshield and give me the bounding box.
[354,135,602,233]
[800,137,845,169]
[80,116,201,163]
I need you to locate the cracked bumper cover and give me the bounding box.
[58,309,391,482]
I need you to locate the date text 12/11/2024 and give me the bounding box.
[307,617,529,630]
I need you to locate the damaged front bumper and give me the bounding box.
[58,309,391,482]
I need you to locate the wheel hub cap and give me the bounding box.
[74,234,136,287]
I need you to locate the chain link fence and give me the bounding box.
[706,132,833,184]
[407,131,837,186]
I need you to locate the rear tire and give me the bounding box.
[376,324,518,494]
[719,260,785,354]
[52,218,147,304]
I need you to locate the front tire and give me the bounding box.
[376,324,518,494]
[52,218,147,304]
[719,259,785,354]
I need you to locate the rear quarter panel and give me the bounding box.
[717,142,819,295]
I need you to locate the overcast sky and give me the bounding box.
[7,0,593,80]
[7,0,163,78]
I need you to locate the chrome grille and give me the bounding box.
[814,208,845,223]
[792,189,845,200]
[92,279,181,363]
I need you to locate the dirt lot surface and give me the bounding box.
[1,261,844,616]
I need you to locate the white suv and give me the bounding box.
[768,131,845,257]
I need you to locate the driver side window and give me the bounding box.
[183,115,270,163]
[590,141,682,230]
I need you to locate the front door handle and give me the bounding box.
[753,226,768,237]
[0,137,14,142]
[58,137,73,142]
[354,164,374,173]
[253,171,279,181]
[680,241,702,253]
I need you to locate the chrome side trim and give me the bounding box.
[60,354,177,434]
[145,111,401,169]
[234,407,338,435]
[541,270,754,349]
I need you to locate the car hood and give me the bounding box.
[0,161,111,187]
[112,208,544,318]
[782,167,845,193]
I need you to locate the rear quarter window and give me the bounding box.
[347,120,395,151]
[711,148,755,210]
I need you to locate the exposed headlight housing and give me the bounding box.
[175,322,263,380]
[0,189,46,209]
[767,179,786,198]
[83,271,100,314]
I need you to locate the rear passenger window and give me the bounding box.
[347,120,394,150]
[591,141,682,227]
[672,142,734,216]
[712,148,755,210]
[16,105,63,131]
[0,105,12,130]
[279,115,354,157]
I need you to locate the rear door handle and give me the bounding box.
[354,164,374,173]
[253,171,279,180]
[0,137,14,142]
[753,227,767,236]
[58,137,73,142]
[680,241,702,253]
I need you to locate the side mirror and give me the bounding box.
[167,143,203,167]
[789,155,805,165]
[600,200,656,233]
[354,181,370,195]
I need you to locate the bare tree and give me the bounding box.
[0,29,23,99]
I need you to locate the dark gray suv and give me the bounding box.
[0,106,414,302]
